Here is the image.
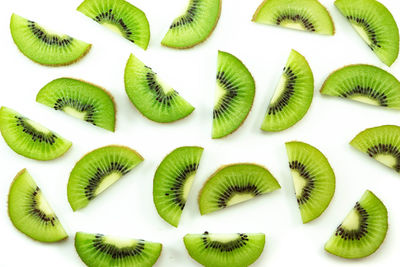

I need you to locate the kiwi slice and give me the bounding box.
[153,146,204,227]
[124,54,195,123]
[184,232,265,267]
[8,169,68,242]
[77,0,150,50]
[75,232,162,267]
[10,13,91,66]
[36,78,116,132]
[252,0,335,35]
[335,0,399,66]
[67,145,143,211]
[213,51,255,139]
[325,190,388,258]
[0,106,72,160]
[285,141,335,223]
[198,163,280,215]
[161,0,221,49]
[261,50,314,132]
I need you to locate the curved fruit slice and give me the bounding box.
[8,169,68,242]
[285,141,335,223]
[184,232,265,267]
[67,145,143,211]
[0,106,72,160]
[335,0,399,66]
[161,0,221,49]
[77,0,150,50]
[325,190,388,258]
[153,146,204,227]
[124,54,194,123]
[75,232,162,267]
[10,13,91,66]
[213,51,255,139]
[198,163,281,215]
[261,50,314,132]
[36,78,116,132]
[252,0,335,35]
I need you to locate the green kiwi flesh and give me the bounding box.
[10,14,91,66]
[67,145,143,211]
[325,190,388,259]
[198,163,281,215]
[36,78,116,132]
[184,232,265,267]
[75,232,162,267]
[8,169,68,242]
[153,146,204,227]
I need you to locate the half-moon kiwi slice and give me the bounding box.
[286,141,335,223]
[252,0,335,35]
[36,78,116,132]
[0,106,72,160]
[198,163,281,215]
[161,0,222,49]
[213,51,255,139]
[153,146,204,227]
[77,0,150,50]
[10,14,91,66]
[184,232,265,267]
[75,232,162,267]
[67,145,143,211]
[335,0,399,66]
[124,54,195,123]
[325,190,388,259]
[261,49,314,132]
[8,169,68,242]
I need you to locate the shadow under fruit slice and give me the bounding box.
[8,169,68,242]
[325,190,388,259]
[10,13,91,66]
[252,0,335,35]
[285,141,335,223]
[261,50,314,132]
[161,0,221,49]
[77,0,150,50]
[75,232,162,267]
[67,145,143,211]
[198,163,280,215]
[184,232,265,267]
[213,51,255,139]
[36,78,116,132]
[124,54,194,123]
[153,146,204,227]
[0,106,72,160]
[335,0,399,66]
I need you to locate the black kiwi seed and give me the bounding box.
[289,160,315,205]
[339,86,388,107]
[30,186,57,226]
[53,98,97,125]
[94,9,133,41]
[275,13,315,32]
[267,66,297,115]
[213,71,239,119]
[217,184,261,208]
[92,234,145,259]
[367,144,400,171]
[28,21,73,46]
[144,66,178,106]
[346,16,381,50]
[170,0,200,29]
[15,116,57,144]
[201,232,249,252]
[335,202,369,241]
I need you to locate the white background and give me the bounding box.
[1,0,400,266]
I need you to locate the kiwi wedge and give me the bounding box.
[8,169,68,242]
[184,232,265,267]
[75,232,162,267]
[124,54,194,123]
[198,163,280,215]
[10,13,91,66]
[335,0,399,66]
[252,0,335,35]
[213,51,255,139]
[161,0,222,49]
[0,106,72,160]
[36,78,116,132]
[153,146,204,227]
[286,141,335,223]
[261,50,314,132]
[67,145,143,211]
[77,0,150,50]
[325,190,388,259]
